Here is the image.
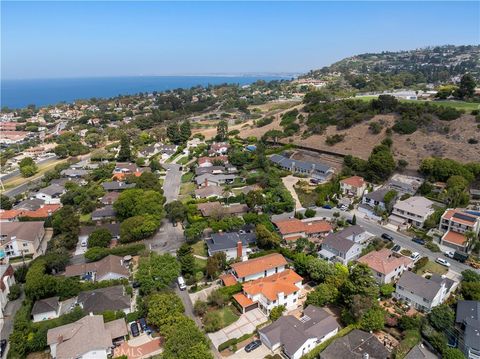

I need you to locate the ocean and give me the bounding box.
[1,75,291,109]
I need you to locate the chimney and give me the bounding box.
[204,178,208,187]
[363,354,369,359]
[237,241,242,259]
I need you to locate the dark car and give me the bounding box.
[245,340,262,353]
[322,204,332,209]
[138,318,148,331]
[392,244,401,252]
[412,237,426,245]
[381,233,394,241]
[130,322,140,337]
[132,281,141,289]
[0,339,6,357]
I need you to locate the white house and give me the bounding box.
[394,271,456,312]
[0,265,15,333]
[390,196,435,228]
[340,176,366,198]
[206,232,256,261]
[230,253,287,283]
[259,306,339,359]
[35,184,65,204]
[318,230,363,265]
[233,269,303,315]
[439,209,480,253]
[31,297,60,322]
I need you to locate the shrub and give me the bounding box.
[425,242,440,252]
[217,283,242,299]
[193,300,208,316]
[325,134,345,146]
[413,257,429,272]
[304,208,316,218]
[203,311,222,332]
[8,284,22,301]
[393,119,417,134]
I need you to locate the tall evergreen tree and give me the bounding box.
[117,135,131,161]
[167,122,181,144]
[216,120,228,141]
[180,120,191,143]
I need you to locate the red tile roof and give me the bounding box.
[273,218,331,236]
[442,230,467,246]
[233,293,255,308]
[231,253,287,278]
[219,274,237,287]
[242,269,302,301]
[358,248,413,275]
[340,176,365,188]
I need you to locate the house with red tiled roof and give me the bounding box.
[439,208,480,252]
[233,269,303,314]
[358,248,413,284]
[273,218,332,243]
[340,176,367,198]
[198,156,228,168]
[230,253,288,283]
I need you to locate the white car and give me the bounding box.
[410,252,420,261]
[444,251,455,259]
[436,257,451,267]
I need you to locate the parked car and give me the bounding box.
[132,281,141,289]
[245,340,262,353]
[436,257,451,267]
[410,252,420,261]
[138,318,148,331]
[322,204,332,209]
[177,276,186,291]
[0,339,6,357]
[339,205,348,211]
[412,237,426,245]
[453,251,469,263]
[444,251,455,259]
[392,244,401,252]
[381,233,394,241]
[130,322,140,337]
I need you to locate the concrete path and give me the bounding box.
[188,283,220,304]
[281,175,303,210]
[208,308,267,349]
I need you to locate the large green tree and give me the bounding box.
[456,74,476,99]
[114,189,165,221]
[147,292,184,330]
[216,120,228,141]
[177,244,195,275]
[117,134,131,161]
[19,157,38,178]
[135,253,180,295]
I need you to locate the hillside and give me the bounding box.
[304,45,480,90]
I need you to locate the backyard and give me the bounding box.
[204,305,240,333]
[192,240,207,257]
[414,260,448,276]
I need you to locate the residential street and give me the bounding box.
[309,207,479,275]
[162,163,182,203]
[1,291,24,359]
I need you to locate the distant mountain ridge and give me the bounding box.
[304,45,480,90]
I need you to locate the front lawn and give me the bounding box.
[181,172,195,183]
[179,182,195,196]
[79,213,92,223]
[192,241,207,257]
[195,257,207,272]
[294,185,318,208]
[415,261,448,276]
[203,306,240,332]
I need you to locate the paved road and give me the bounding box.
[309,207,478,275]
[162,163,182,203]
[0,156,58,182]
[1,291,24,357]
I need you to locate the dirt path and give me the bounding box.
[282,175,303,210]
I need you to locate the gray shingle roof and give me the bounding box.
[322,234,355,253]
[102,182,136,191]
[91,205,116,219]
[206,232,256,252]
[320,329,390,359]
[456,300,480,350]
[269,154,332,175]
[77,285,130,313]
[32,296,59,315]
[260,306,339,356]
[364,188,390,202]
[397,271,452,301]
[38,183,65,197]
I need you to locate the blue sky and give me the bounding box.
[2,1,479,79]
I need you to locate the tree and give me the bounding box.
[167,122,181,144]
[150,159,162,172]
[380,283,395,298]
[216,120,228,141]
[180,120,192,143]
[19,157,38,178]
[135,253,181,295]
[245,190,265,210]
[269,305,286,321]
[117,134,131,161]
[255,224,280,249]
[428,304,455,331]
[456,74,476,99]
[306,283,338,307]
[307,258,335,282]
[147,292,184,330]
[120,215,159,243]
[360,307,385,331]
[0,194,13,210]
[54,144,69,158]
[443,348,468,359]
[177,244,195,276]
[87,228,112,248]
[304,208,316,218]
[206,252,226,279]
[85,133,102,148]
[114,189,165,221]
[193,300,208,316]
[130,172,163,192]
[351,214,357,225]
[165,200,187,223]
[366,145,395,182]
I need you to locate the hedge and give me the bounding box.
[218,283,242,299]
[218,332,255,351]
[301,324,357,359]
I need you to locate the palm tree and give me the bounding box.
[222,185,232,205]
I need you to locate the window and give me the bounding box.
[23,243,29,247]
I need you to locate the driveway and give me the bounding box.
[113,335,163,359]
[208,308,268,349]
[189,283,220,304]
[146,219,185,255]
[281,175,303,210]
[1,292,24,358]
[228,344,272,359]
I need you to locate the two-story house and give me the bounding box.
[273,218,332,243]
[361,188,390,213]
[233,269,303,315]
[0,221,45,259]
[340,176,367,198]
[35,184,65,204]
[394,271,456,312]
[389,196,435,228]
[318,227,367,265]
[206,232,256,261]
[439,209,480,253]
[230,253,288,283]
[358,248,414,284]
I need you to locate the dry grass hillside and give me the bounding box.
[239,112,480,169]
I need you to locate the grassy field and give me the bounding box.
[79,213,92,223]
[192,240,207,257]
[415,261,448,276]
[194,257,207,272]
[181,172,195,183]
[1,158,68,192]
[294,185,318,208]
[355,96,480,112]
[209,306,240,329]
[177,156,190,165]
[179,182,195,196]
